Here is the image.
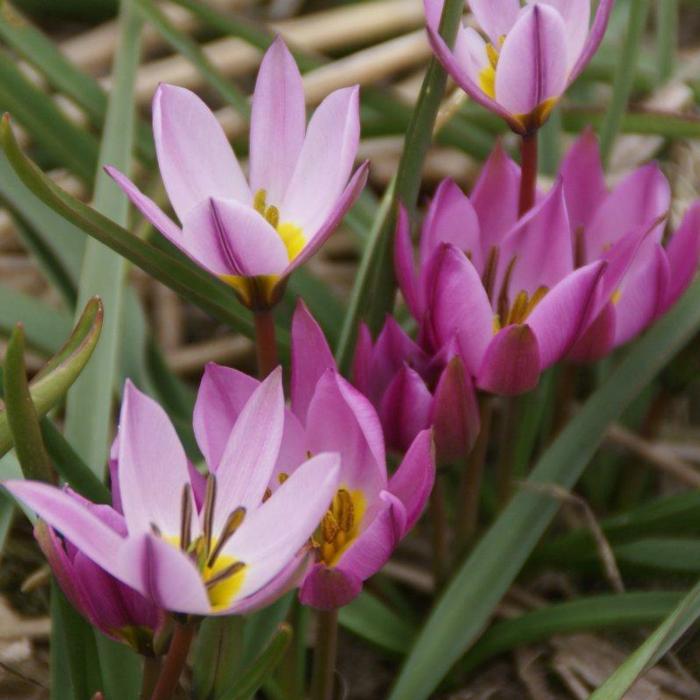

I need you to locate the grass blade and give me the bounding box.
[388,279,700,700]
[590,579,700,699]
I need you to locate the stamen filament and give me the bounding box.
[180,483,193,553]
[202,474,217,557]
[205,561,246,589]
[207,506,246,567]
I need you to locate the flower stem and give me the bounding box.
[140,657,162,700]
[496,396,521,507]
[150,622,195,700]
[253,309,278,378]
[456,396,493,551]
[430,473,450,589]
[310,609,339,700]
[518,132,538,216]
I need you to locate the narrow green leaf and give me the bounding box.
[656,0,678,84]
[3,324,53,481]
[599,0,651,164]
[463,592,682,673]
[135,0,249,116]
[335,178,396,372]
[0,298,103,455]
[0,50,99,181]
[339,591,416,654]
[218,624,293,700]
[51,582,103,700]
[590,579,700,699]
[362,0,465,334]
[388,278,700,700]
[193,616,245,700]
[0,490,14,556]
[64,0,142,472]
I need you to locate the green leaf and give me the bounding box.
[339,591,416,654]
[463,592,682,673]
[0,49,99,182]
[218,624,293,700]
[590,579,700,699]
[193,616,245,700]
[598,0,652,164]
[0,297,103,456]
[361,0,465,335]
[388,278,700,700]
[3,324,53,482]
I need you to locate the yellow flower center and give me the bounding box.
[313,487,366,567]
[253,189,306,262]
[158,477,248,612]
[493,286,548,333]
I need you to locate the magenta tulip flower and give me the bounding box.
[195,303,435,609]
[35,490,162,654]
[5,369,340,616]
[395,155,607,394]
[424,0,614,134]
[561,130,700,361]
[106,37,368,310]
[353,317,479,464]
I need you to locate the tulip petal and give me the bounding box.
[379,366,433,454]
[429,245,493,377]
[559,128,607,232]
[105,166,185,250]
[499,179,572,297]
[281,162,369,279]
[425,21,520,129]
[614,244,670,346]
[182,197,289,277]
[468,0,521,44]
[226,453,340,603]
[431,357,480,463]
[495,5,568,119]
[663,202,700,310]
[194,363,258,471]
[529,0,590,67]
[477,324,541,395]
[291,300,336,423]
[214,368,285,529]
[527,261,605,369]
[119,533,211,615]
[471,142,521,251]
[585,163,670,261]
[153,84,250,220]
[4,481,124,574]
[334,491,406,583]
[567,302,616,363]
[299,563,362,610]
[420,179,483,272]
[389,429,435,532]
[281,86,360,236]
[306,371,387,496]
[394,206,423,319]
[568,0,615,83]
[118,381,192,537]
[249,37,306,204]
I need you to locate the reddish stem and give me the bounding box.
[150,623,195,700]
[518,132,539,216]
[254,309,279,378]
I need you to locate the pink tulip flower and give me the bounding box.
[5,369,340,617]
[395,150,608,394]
[194,303,435,609]
[106,37,368,309]
[561,129,700,361]
[353,317,479,464]
[35,489,162,654]
[424,0,614,134]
